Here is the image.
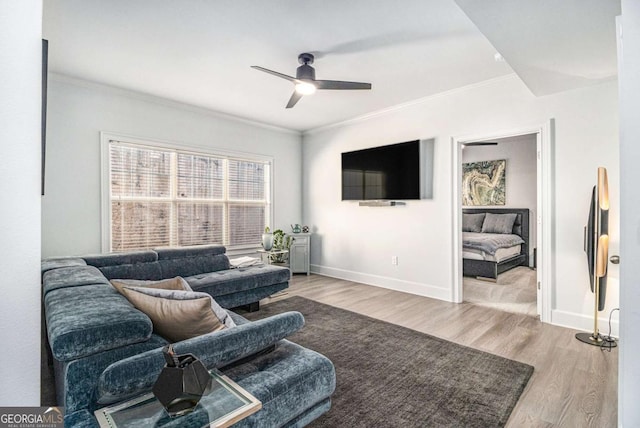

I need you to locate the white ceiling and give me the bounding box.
[454,0,621,96]
[43,0,619,132]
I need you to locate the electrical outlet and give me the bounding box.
[391,256,398,265]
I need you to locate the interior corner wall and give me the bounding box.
[41,76,302,258]
[0,1,43,405]
[302,75,619,332]
[619,0,640,425]
[461,134,538,264]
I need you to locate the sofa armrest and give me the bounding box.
[96,311,304,405]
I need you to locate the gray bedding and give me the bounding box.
[462,232,524,255]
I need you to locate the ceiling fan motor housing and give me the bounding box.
[296,53,316,81]
[296,64,315,81]
[298,53,315,65]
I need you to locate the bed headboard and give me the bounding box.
[463,208,530,266]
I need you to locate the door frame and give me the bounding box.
[451,120,554,323]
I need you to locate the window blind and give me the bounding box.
[108,141,270,252]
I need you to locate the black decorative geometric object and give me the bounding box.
[152,345,212,416]
[576,167,616,347]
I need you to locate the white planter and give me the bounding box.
[262,233,274,251]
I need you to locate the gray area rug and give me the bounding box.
[244,296,534,428]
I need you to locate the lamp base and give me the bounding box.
[575,332,618,348]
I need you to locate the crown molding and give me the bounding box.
[48,72,301,136]
[49,72,523,137]
[302,74,520,136]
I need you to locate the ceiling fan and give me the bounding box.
[251,53,372,109]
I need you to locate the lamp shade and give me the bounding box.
[577,166,614,346]
[585,167,609,310]
[596,234,609,278]
[598,167,609,210]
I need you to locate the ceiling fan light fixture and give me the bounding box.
[295,81,316,95]
[252,53,371,108]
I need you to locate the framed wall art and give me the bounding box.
[462,159,506,206]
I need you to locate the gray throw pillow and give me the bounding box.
[481,213,518,234]
[462,213,486,232]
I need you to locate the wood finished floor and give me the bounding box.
[267,274,617,428]
[464,267,538,317]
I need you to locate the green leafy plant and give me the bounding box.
[270,229,293,263]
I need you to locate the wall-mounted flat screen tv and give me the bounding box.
[342,140,422,200]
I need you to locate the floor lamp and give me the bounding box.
[576,167,617,347]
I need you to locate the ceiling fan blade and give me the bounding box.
[463,142,499,146]
[315,80,372,90]
[286,91,303,109]
[251,66,299,83]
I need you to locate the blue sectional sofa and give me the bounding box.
[42,245,336,427]
[43,245,289,310]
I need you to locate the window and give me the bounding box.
[106,139,271,252]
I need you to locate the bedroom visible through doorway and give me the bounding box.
[460,134,538,317]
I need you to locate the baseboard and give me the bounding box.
[551,309,619,338]
[310,264,451,302]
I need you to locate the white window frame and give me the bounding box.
[100,132,274,253]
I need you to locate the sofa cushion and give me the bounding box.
[45,284,153,361]
[43,265,111,296]
[120,287,236,342]
[83,250,158,267]
[154,245,226,259]
[154,245,230,278]
[158,254,230,278]
[225,341,336,428]
[64,410,99,428]
[186,265,290,297]
[214,282,289,309]
[41,257,87,278]
[96,311,304,405]
[59,334,168,414]
[98,262,163,281]
[110,277,192,294]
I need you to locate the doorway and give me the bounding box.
[460,134,537,316]
[451,121,553,323]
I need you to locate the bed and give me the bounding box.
[462,208,530,280]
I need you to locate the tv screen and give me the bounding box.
[342,140,421,200]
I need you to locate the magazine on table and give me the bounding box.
[229,256,263,269]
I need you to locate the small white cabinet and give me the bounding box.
[289,233,310,275]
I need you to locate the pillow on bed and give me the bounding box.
[481,213,518,234]
[462,213,486,232]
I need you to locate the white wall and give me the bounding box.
[618,1,640,426]
[42,75,302,257]
[0,1,42,405]
[302,75,620,332]
[462,134,537,263]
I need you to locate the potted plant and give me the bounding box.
[270,229,293,264]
